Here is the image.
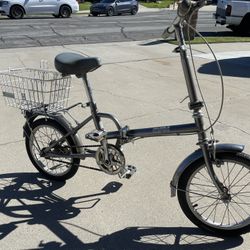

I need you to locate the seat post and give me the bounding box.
[82,74,102,130]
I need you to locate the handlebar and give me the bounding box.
[178,0,206,17]
[161,0,207,39]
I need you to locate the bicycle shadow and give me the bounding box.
[0,172,122,246]
[198,57,250,78]
[0,172,245,250]
[30,226,244,250]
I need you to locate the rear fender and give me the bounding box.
[23,114,84,154]
[170,143,244,197]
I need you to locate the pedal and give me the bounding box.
[118,165,137,179]
[85,130,106,142]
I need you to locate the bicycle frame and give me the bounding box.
[24,1,226,196]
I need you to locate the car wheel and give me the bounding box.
[238,14,250,34]
[59,5,71,18]
[53,14,60,18]
[131,6,138,15]
[91,12,98,16]
[9,5,24,19]
[107,7,114,16]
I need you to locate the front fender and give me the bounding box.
[170,143,244,197]
[23,114,84,154]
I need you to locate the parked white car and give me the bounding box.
[0,0,79,19]
[214,0,250,34]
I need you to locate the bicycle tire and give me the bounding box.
[25,118,80,181]
[177,152,250,235]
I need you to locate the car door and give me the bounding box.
[115,0,130,13]
[25,0,58,14]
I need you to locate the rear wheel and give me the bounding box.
[25,119,80,181]
[178,153,250,235]
[59,5,71,18]
[107,7,114,16]
[9,5,24,19]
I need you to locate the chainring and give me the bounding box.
[95,144,125,175]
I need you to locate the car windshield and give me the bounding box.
[100,0,115,3]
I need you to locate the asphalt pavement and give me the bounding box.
[0,5,250,250]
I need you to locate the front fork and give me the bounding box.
[194,110,228,198]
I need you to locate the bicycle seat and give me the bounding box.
[54,52,101,77]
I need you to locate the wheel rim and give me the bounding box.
[12,7,23,18]
[108,9,113,16]
[132,7,137,15]
[61,7,70,18]
[29,125,73,177]
[185,159,250,230]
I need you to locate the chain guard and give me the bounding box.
[95,144,125,175]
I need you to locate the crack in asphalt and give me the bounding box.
[25,35,43,46]
[50,26,63,37]
[115,22,136,41]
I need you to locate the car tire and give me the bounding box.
[9,5,24,19]
[91,12,98,16]
[239,14,250,34]
[107,7,114,16]
[131,6,138,15]
[59,5,71,18]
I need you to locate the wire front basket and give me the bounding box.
[0,68,71,113]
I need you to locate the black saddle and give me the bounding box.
[54,52,101,77]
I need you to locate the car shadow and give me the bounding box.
[0,16,58,20]
[198,57,250,78]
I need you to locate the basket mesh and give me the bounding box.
[0,68,71,112]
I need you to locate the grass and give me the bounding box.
[167,36,250,44]
[139,0,174,8]
[79,2,92,11]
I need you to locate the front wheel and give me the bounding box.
[131,6,138,15]
[25,118,80,181]
[9,5,24,19]
[178,152,250,235]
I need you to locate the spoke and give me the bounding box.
[190,189,219,203]
[196,171,214,184]
[231,181,250,199]
[228,166,245,189]
[223,163,236,189]
[205,200,221,222]
[219,163,226,185]
[228,201,246,222]
[225,203,239,225]
[230,173,250,190]
[231,199,250,218]
[221,203,228,225]
[191,182,217,188]
[236,193,250,198]
[201,199,220,218]
[196,202,221,211]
